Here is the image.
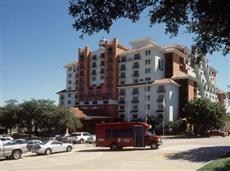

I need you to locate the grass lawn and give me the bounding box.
[198,157,230,171]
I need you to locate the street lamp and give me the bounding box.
[140,77,151,122]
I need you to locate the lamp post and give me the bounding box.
[140,77,151,123]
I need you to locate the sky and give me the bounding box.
[0,0,230,110]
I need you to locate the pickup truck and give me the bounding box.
[0,140,28,159]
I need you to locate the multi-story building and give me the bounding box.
[57,62,78,107]
[72,38,128,120]
[58,37,226,123]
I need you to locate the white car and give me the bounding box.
[31,140,73,155]
[70,132,92,144]
[0,137,14,145]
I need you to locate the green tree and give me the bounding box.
[17,99,42,138]
[0,100,19,134]
[50,106,82,133]
[69,0,230,62]
[184,98,226,135]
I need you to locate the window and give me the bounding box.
[121,56,126,62]
[68,87,71,91]
[147,86,151,91]
[92,55,97,60]
[68,93,71,97]
[108,47,113,53]
[132,88,139,95]
[145,59,151,64]
[92,77,96,81]
[68,67,72,71]
[119,114,125,119]
[112,129,118,137]
[101,53,105,58]
[68,80,72,84]
[157,85,165,93]
[100,68,104,74]
[133,114,138,119]
[132,105,138,110]
[68,100,71,104]
[133,62,139,68]
[100,61,104,66]
[147,104,150,110]
[119,105,125,110]
[92,70,96,75]
[147,95,151,100]
[145,68,151,73]
[127,128,132,137]
[145,50,151,56]
[119,89,126,95]
[158,104,164,110]
[105,129,111,139]
[120,73,126,78]
[92,62,97,67]
[120,80,125,85]
[158,59,164,70]
[157,95,164,102]
[134,54,141,60]
[100,76,104,80]
[133,70,139,77]
[118,129,126,138]
[133,79,138,84]
[120,64,126,70]
[68,73,72,78]
[60,95,64,100]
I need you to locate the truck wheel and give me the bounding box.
[110,144,118,151]
[45,148,52,155]
[80,139,84,144]
[150,142,158,149]
[12,150,22,160]
[66,146,72,152]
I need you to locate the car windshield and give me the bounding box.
[146,130,155,136]
[5,140,17,145]
[41,140,50,145]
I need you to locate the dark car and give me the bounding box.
[27,140,42,151]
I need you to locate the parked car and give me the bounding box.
[0,137,14,145]
[27,140,42,151]
[208,130,228,137]
[0,140,28,159]
[86,134,96,144]
[70,132,92,144]
[31,140,73,155]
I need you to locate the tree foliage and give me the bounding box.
[0,99,82,136]
[184,98,226,134]
[69,0,230,62]
[0,100,19,134]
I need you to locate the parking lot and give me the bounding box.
[2,136,230,171]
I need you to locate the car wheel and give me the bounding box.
[80,139,84,144]
[66,146,72,152]
[12,150,22,160]
[150,142,158,149]
[45,148,52,155]
[110,143,118,151]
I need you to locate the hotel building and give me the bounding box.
[57,37,227,123]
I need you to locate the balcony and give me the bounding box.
[132,63,139,69]
[118,100,125,104]
[157,98,164,103]
[120,65,126,71]
[134,54,141,60]
[157,88,165,93]
[131,100,139,103]
[132,72,140,77]
[119,91,126,96]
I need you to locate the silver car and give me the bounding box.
[31,140,73,155]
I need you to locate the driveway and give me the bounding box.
[2,137,230,171]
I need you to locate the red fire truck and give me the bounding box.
[96,122,162,150]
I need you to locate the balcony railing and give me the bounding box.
[131,100,139,103]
